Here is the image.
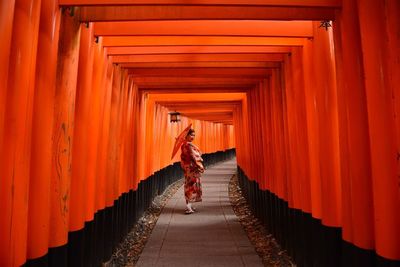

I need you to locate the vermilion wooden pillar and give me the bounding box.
[283,53,297,208]
[117,75,132,194]
[85,38,104,221]
[357,0,400,260]
[151,102,159,173]
[137,92,147,180]
[271,69,288,200]
[242,95,251,175]
[333,0,374,252]
[129,84,140,188]
[94,47,109,213]
[285,47,312,212]
[257,80,268,190]
[265,78,275,191]
[295,47,312,214]
[27,0,61,260]
[0,0,15,155]
[311,22,341,228]
[255,85,264,184]
[280,59,294,206]
[0,0,41,265]
[49,10,80,249]
[385,0,400,204]
[96,58,114,211]
[106,65,123,206]
[302,39,322,218]
[70,22,95,232]
[280,71,292,204]
[247,88,258,182]
[273,74,285,195]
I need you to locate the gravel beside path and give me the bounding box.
[106,179,184,267]
[229,174,295,267]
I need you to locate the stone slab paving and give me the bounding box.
[137,159,263,267]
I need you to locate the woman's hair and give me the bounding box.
[186,128,195,137]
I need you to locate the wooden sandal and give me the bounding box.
[184,209,194,214]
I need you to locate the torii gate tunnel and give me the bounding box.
[0,0,399,266]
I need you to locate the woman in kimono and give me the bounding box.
[180,128,204,214]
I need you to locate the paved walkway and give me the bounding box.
[137,159,263,267]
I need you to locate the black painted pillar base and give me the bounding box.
[24,149,236,266]
[236,165,400,267]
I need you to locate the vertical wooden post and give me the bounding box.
[94,47,108,213]
[311,23,341,227]
[285,47,312,212]
[385,1,400,217]
[271,69,288,200]
[333,0,374,252]
[302,40,322,218]
[69,22,95,232]
[282,54,295,207]
[49,9,80,250]
[0,0,41,265]
[85,38,104,221]
[106,65,123,206]
[357,0,400,260]
[96,58,114,212]
[27,0,61,260]
[0,0,16,154]
[258,80,269,191]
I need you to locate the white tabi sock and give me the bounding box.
[186,203,192,211]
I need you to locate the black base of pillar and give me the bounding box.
[237,165,400,267]
[24,149,236,266]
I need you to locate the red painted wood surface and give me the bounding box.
[27,0,61,259]
[1,0,400,265]
[49,11,81,248]
[0,0,41,265]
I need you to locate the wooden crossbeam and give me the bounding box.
[106,46,292,55]
[158,101,242,108]
[133,77,260,88]
[60,0,341,7]
[101,36,306,47]
[120,62,281,68]
[148,92,246,102]
[128,68,272,78]
[94,21,313,37]
[78,5,336,21]
[141,87,251,93]
[111,53,285,63]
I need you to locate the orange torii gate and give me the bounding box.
[0,0,400,266]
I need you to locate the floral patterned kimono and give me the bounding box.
[180,141,204,203]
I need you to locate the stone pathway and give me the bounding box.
[137,159,263,267]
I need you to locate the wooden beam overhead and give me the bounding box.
[141,87,250,94]
[106,46,292,55]
[101,36,306,47]
[181,110,233,119]
[148,92,246,102]
[162,107,236,113]
[60,0,341,7]
[79,5,336,21]
[111,53,285,63]
[158,99,239,124]
[128,68,272,78]
[120,62,281,68]
[157,101,242,107]
[93,20,313,37]
[133,77,260,88]
[183,113,233,120]
[140,83,253,89]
